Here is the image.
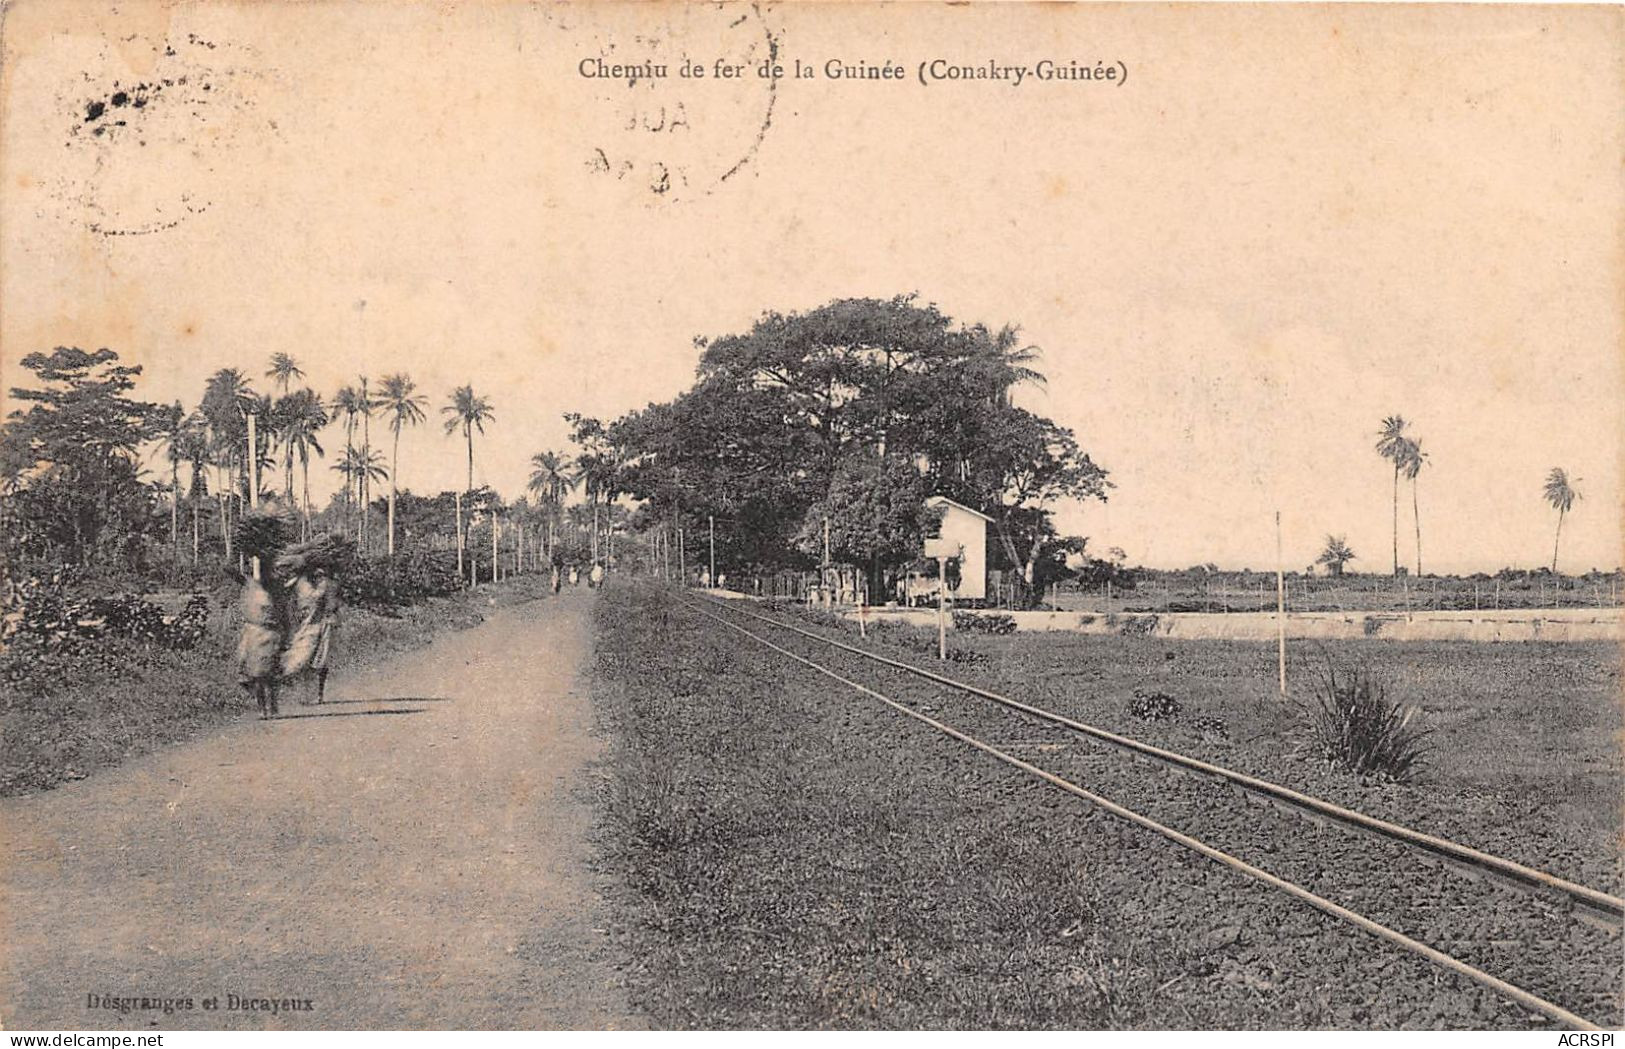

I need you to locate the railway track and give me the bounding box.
[686,594,1623,1030]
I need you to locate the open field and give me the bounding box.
[763,599,1624,895]
[1051,570,1624,616]
[0,575,551,797]
[588,581,1621,1028]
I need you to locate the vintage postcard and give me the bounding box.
[1,0,1620,1035]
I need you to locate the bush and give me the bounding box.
[1297,660,1429,782]
[341,549,464,612]
[953,610,1017,635]
[1,573,212,653]
[1118,614,1160,637]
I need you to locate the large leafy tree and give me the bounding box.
[3,347,159,566]
[608,297,1110,599]
[565,413,623,565]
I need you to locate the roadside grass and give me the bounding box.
[0,575,550,796]
[744,599,1624,892]
[589,582,1261,1028]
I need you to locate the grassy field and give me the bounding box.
[587,581,1587,1028]
[1048,569,1623,615]
[774,600,1624,894]
[0,574,551,796]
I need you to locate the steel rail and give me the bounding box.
[700,595,1625,929]
[687,601,1602,1031]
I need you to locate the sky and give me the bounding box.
[2,2,1620,573]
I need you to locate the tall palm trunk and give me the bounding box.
[361,411,372,555]
[1411,475,1423,576]
[301,455,312,541]
[388,428,400,557]
[1391,465,1400,576]
[170,459,180,560]
[1552,508,1565,574]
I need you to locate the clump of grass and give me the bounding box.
[1129,688,1182,722]
[1298,657,1429,782]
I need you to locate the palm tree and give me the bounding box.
[200,368,256,560]
[266,352,305,394]
[527,450,575,556]
[1544,468,1579,574]
[377,373,427,556]
[179,414,210,563]
[153,401,188,560]
[277,389,329,536]
[974,323,1047,406]
[332,447,389,527]
[331,385,367,534]
[442,385,496,493]
[1400,437,1428,576]
[357,376,375,554]
[1315,535,1356,577]
[1375,415,1410,576]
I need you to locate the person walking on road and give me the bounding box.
[281,564,342,703]
[230,509,292,719]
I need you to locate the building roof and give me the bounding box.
[924,495,994,522]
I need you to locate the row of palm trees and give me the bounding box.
[155,355,499,563]
[1376,415,1581,575]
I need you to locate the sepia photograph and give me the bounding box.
[1,0,1621,1035]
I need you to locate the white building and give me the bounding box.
[923,496,991,602]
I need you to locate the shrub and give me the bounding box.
[340,549,464,612]
[1298,660,1429,782]
[1129,688,1181,722]
[1118,614,1160,637]
[953,610,1017,635]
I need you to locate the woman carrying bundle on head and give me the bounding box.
[231,507,293,719]
[278,535,352,705]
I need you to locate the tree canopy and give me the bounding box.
[604,296,1111,590]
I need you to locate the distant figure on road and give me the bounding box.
[550,565,561,593]
[717,573,727,591]
[700,567,711,588]
[590,563,604,589]
[569,566,580,587]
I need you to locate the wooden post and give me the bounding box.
[455,491,464,581]
[709,515,716,590]
[245,411,261,581]
[491,511,499,584]
[937,555,947,661]
[1275,511,1286,696]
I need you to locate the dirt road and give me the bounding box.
[1,592,638,1030]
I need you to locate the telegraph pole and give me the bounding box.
[709,514,716,589]
[245,411,260,580]
[1276,510,1286,696]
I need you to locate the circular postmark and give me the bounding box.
[571,2,780,204]
[49,32,278,238]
